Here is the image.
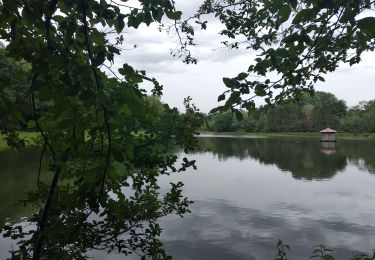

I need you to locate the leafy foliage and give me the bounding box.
[341,100,375,133]
[0,0,203,259]
[275,239,290,260]
[274,241,375,260]
[185,0,375,114]
[0,46,31,148]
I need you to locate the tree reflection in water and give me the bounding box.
[197,137,375,180]
[2,137,375,259]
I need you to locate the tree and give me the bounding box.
[265,103,305,132]
[308,92,346,129]
[183,0,375,114]
[211,111,235,132]
[342,100,375,133]
[0,1,202,259]
[203,91,351,133]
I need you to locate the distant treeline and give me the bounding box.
[203,92,375,133]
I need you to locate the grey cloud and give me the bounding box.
[119,49,172,64]
[106,2,374,110]
[122,28,167,46]
[114,41,253,75]
[336,64,375,73]
[108,11,249,73]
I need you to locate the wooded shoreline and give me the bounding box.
[2,131,374,150]
[197,131,375,140]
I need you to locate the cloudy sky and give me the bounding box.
[110,0,375,113]
[1,1,373,112]
[0,1,373,112]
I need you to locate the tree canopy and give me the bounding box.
[0,1,202,259]
[182,0,375,114]
[204,91,366,133]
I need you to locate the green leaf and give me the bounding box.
[66,20,77,37]
[92,50,106,67]
[128,15,141,28]
[119,63,135,76]
[114,16,125,33]
[144,12,153,26]
[108,45,120,55]
[357,17,375,32]
[218,94,226,102]
[288,0,297,9]
[126,74,143,83]
[244,101,255,111]
[255,84,267,96]
[340,7,354,23]
[226,91,241,106]
[3,0,18,12]
[91,30,105,46]
[151,7,164,23]
[165,10,182,20]
[103,9,116,20]
[223,77,236,88]
[292,9,315,24]
[236,72,248,80]
[279,5,291,23]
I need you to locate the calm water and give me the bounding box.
[1,137,375,259]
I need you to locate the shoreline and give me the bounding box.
[197,131,375,140]
[2,131,374,150]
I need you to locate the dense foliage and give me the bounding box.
[204,92,375,133]
[0,45,31,139]
[0,0,202,259]
[180,0,375,116]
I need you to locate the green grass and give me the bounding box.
[0,132,40,150]
[198,131,375,140]
[0,140,7,150]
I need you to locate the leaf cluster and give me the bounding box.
[0,0,203,258]
[191,0,375,115]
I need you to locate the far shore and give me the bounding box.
[2,131,374,151]
[197,131,375,140]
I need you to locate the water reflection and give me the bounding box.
[198,137,375,180]
[2,137,375,259]
[0,148,40,226]
[321,142,336,155]
[159,200,375,259]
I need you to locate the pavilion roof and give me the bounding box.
[320,128,337,133]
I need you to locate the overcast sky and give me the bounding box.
[3,1,373,112]
[111,0,375,113]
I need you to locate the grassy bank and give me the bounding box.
[198,131,375,140]
[0,132,39,150]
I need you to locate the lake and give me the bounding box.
[1,136,375,259]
